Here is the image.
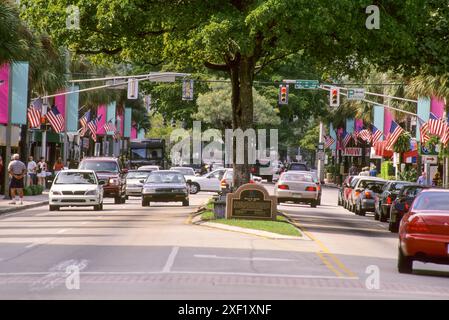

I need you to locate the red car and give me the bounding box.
[398,189,449,274]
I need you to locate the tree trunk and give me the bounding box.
[229,55,255,189]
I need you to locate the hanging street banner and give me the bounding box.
[346,88,366,101]
[10,62,30,125]
[294,79,319,89]
[182,79,194,100]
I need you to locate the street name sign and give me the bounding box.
[226,184,276,220]
[347,88,366,101]
[295,80,319,89]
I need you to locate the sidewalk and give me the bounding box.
[0,192,49,215]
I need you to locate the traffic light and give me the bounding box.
[279,84,289,105]
[329,87,340,107]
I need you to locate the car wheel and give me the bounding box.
[182,199,189,207]
[389,221,399,233]
[398,248,413,274]
[94,203,103,211]
[189,183,200,194]
[374,208,380,221]
[49,205,59,211]
[317,197,321,206]
[142,198,149,207]
[310,200,317,208]
[114,197,121,204]
[125,195,129,200]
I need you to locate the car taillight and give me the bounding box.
[278,185,289,190]
[386,196,392,205]
[404,203,410,211]
[305,186,317,192]
[220,179,227,187]
[249,179,255,184]
[365,191,371,199]
[355,191,361,197]
[406,215,430,233]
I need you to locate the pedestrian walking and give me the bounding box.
[349,164,359,176]
[53,157,64,175]
[8,154,26,205]
[27,156,37,186]
[37,157,48,188]
[417,171,427,185]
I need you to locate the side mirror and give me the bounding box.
[99,180,106,185]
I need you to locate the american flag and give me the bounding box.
[27,105,41,129]
[342,131,352,148]
[418,117,430,144]
[352,131,359,146]
[87,116,101,142]
[371,125,383,144]
[386,121,404,150]
[46,105,64,133]
[441,127,449,146]
[79,110,91,136]
[104,120,116,133]
[359,129,372,143]
[324,135,335,149]
[428,112,445,138]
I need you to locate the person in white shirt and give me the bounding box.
[27,156,37,186]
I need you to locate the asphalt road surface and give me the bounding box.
[0,185,448,299]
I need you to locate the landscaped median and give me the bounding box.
[192,200,304,239]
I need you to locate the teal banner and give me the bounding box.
[416,96,430,141]
[10,62,29,125]
[123,107,132,138]
[106,101,116,135]
[345,118,354,134]
[373,105,384,141]
[66,86,79,132]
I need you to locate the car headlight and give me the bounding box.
[51,190,62,195]
[85,189,98,196]
[109,178,119,185]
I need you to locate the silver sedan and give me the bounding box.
[274,172,320,207]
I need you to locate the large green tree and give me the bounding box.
[21,0,448,187]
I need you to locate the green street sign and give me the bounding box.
[295,80,319,89]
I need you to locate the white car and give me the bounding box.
[188,168,227,194]
[274,171,319,207]
[169,167,196,182]
[49,170,104,211]
[220,168,262,191]
[138,165,160,171]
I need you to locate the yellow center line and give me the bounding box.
[316,252,344,278]
[282,212,357,278]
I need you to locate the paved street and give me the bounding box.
[0,186,448,299]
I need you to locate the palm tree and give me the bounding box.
[0,1,23,64]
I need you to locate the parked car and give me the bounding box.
[285,162,309,172]
[78,157,127,204]
[398,189,449,274]
[138,165,160,171]
[125,170,153,198]
[338,176,355,206]
[220,169,261,191]
[347,177,385,213]
[375,180,412,222]
[389,184,430,233]
[274,171,320,207]
[343,176,361,210]
[141,170,189,207]
[169,167,196,182]
[187,168,227,194]
[352,179,386,216]
[49,170,104,211]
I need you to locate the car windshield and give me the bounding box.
[391,182,410,191]
[79,161,119,173]
[146,172,185,184]
[412,192,449,211]
[126,172,151,179]
[290,163,308,171]
[55,172,97,184]
[283,173,314,182]
[171,168,195,176]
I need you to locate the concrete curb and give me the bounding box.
[0,201,49,216]
[192,211,307,240]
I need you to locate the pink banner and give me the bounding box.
[96,105,106,135]
[384,109,393,137]
[431,96,445,118]
[0,64,10,124]
[55,90,66,117]
[355,119,364,132]
[131,125,137,139]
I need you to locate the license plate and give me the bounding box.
[292,193,302,197]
